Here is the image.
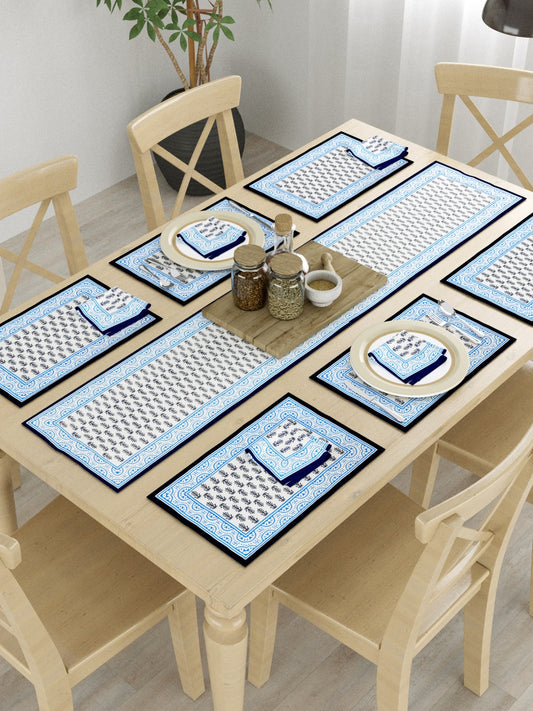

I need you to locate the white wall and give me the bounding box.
[0,0,179,240]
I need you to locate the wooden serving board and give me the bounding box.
[202,241,387,358]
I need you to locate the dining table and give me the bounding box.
[0,118,531,711]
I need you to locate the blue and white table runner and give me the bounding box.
[0,277,158,405]
[246,132,410,220]
[444,213,533,324]
[149,395,383,564]
[312,295,514,430]
[110,198,277,304]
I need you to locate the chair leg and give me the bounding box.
[376,647,413,711]
[168,590,205,700]
[530,538,533,617]
[463,581,493,696]
[0,450,17,534]
[409,443,440,509]
[247,587,279,688]
[9,457,21,490]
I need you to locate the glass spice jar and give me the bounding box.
[267,253,304,320]
[231,244,267,311]
[272,212,294,255]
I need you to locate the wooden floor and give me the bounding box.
[1,134,532,710]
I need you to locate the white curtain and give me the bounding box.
[307,0,533,186]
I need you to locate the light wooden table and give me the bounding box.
[0,119,531,711]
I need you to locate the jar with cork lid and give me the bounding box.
[272,213,294,255]
[267,252,305,320]
[231,244,267,311]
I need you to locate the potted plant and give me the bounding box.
[97,0,272,193]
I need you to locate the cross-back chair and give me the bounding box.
[127,75,244,231]
[248,421,533,711]
[409,362,533,615]
[435,62,533,190]
[0,495,204,710]
[0,155,88,315]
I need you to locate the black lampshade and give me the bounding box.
[482,0,533,37]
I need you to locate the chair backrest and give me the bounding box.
[435,62,533,190]
[0,155,88,314]
[127,75,245,231]
[382,421,533,661]
[0,532,73,708]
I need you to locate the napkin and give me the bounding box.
[77,287,150,335]
[246,423,332,487]
[345,135,408,169]
[368,330,447,385]
[178,216,246,259]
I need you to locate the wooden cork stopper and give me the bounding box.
[233,244,266,268]
[274,213,293,233]
[270,252,303,276]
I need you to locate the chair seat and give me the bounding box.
[273,485,425,660]
[439,363,533,478]
[13,496,186,678]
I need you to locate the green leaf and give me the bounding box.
[123,7,142,20]
[129,19,145,38]
[168,32,179,42]
[182,17,195,28]
[180,33,187,51]
[220,16,235,24]
[221,25,234,40]
[147,22,156,41]
[185,30,201,41]
[213,26,220,43]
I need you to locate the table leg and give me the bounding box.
[203,605,248,711]
[0,450,17,534]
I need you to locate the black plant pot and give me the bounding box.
[154,89,246,196]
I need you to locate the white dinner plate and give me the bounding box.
[160,210,265,271]
[350,320,469,398]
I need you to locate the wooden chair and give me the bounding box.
[0,155,89,493]
[409,362,533,615]
[0,155,88,315]
[127,75,245,231]
[248,422,533,711]
[435,62,533,190]
[0,495,205,710]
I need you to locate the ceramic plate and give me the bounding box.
[160,210,264,271]
[350,320,469,397]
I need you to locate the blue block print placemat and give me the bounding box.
[444,213,533,324]
[149,395,383,564]
[110,198,277,304]
[245,132,411,220]
[0,277,159,406]
[312,295,514,430]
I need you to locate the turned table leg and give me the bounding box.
[203,605,248,711]
[0,450,17,534]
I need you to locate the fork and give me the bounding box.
[425,312,481,344]
[345,378,406,423]
[139,264,174,290]
[225,200,275,231]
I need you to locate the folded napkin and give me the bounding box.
[246,422,332,487]
[368,330,447,385]
[345,135,408,169]
[77,286,150,335]
[178,216,246,259]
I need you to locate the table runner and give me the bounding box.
[312,295,514,430]
[245,132,410,220]
[444,213,533,324]
[110,198,277,304]
[0,277,159,405]
[149,395,383,564]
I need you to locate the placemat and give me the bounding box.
[0,277,159,406]
[148,394,383,564]
[444,213,533,324]
[312,295,514,430]
[245,131,410,220]
[110,198,277,304]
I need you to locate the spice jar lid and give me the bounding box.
[270,252,303,277]
[274,213,293,233]
[233,244,266,268]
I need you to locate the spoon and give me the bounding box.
[140,264,173,290]
[438,300,485,338]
